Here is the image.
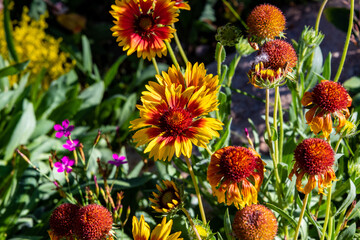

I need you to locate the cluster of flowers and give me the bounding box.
[0,5,75,88]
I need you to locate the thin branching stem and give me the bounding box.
[314,0,329,33]
[165,41,180,69]
[152,57,160,75]
[182,207,202,240]
[172,24,188,64]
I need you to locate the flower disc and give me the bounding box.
[294,138,334,176]
[247,4,285,40]
[49,203,79,238]
[75,204,113,240]
[232,204,278,240]
[259,40,297,72]
[312,81,352,113]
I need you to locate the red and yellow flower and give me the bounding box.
[130,64,222,161]
[207,146,265,209]
[110,0,179,60]
[302,80,352,139]
[289,138,336,194]
[149,180,182,213]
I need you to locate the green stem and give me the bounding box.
[182,208,202,240]
[265,89,281,187]
[172,24,188,64]
[314,0,329,33]
[334,0,354,82]
[165,41,180,69]
[328,217,334,240]
[185,156,207,224]
[152,57,160,75]
[273,87,279,164]
[320,186,332,240]
[227,55,241,87]
[216,44,223,77]
[294,193,309,240]
[278,91,284,163]
[205,145,213,156]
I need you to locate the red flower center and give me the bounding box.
[294,138,334,176]
[312,81,351,113]
[136,15,155,35]
[159,108,193,136]
[220,147,257,182]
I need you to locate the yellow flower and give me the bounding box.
[149,180,182,214]
[132,216,182,240]
[0,7,75,88]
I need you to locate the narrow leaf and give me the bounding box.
[0,61,29,78]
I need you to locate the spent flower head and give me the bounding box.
[54,119,74,138]
[207,146,265,209]
[289,138,336,194]
[49,203,79,239]
[232,204,278,240]
[63,139,79,151]
[247,4,286,43]
[54,156,74,173]
[108,153,127,167]
[75,204,113,240]
[302,80,352,139]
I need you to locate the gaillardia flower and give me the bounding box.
[232,204,278,240]
[132,215,182,240]
[247,4,286,42]
[302,80,352,139]
[110,0,179,60]
[130,77,222,161]
[207,146,265,209]
[289,138,336,194]
[49,203,79,239]
[149,180,182,213]
[248,40,297,88]
[142,62,219,105]
[75,204,113,240]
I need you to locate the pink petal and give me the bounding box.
[118,156,126,161]
[67,160,75,167]
[55,132,64,138]
[54,124,64,131]
[54,162,63,168]
[112,153,119,160]
[62,119,69,128]
[61,156,69,164]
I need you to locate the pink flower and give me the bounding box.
[63,139,79,151]
[54,119,74,138]
[54,156,74,173]
[108,154,127,167]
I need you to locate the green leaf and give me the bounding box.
[266,203,297,228]
[3,0,18,62]
[304,46,323,92]
[334,179,356,217]
[48,99,82,123]
[270,126,278,141]
[0,61,29,78]
[0,91,13,111]
[82,174,153,190]
[343,76,360,92]
[118,93,136,127]
[213,118,231,151]
[81,35,92,73]
[337,223,356,240]
[103,55,127,88]
[4,100,36,161]
[322,52,332,80]
[215,43,226,63]
[224,208,234,240]
[78,81,104,110]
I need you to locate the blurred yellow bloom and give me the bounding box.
[0,6,75,88]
